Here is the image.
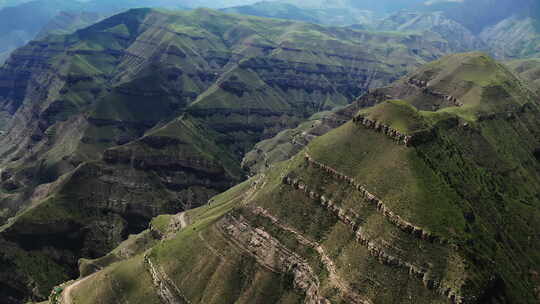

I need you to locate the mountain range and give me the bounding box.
[0,7,468,302]
[223,0,540,59]
[0,1,539,304]
[29,51,540,304]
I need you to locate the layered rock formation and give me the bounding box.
[41,53,540,304]
[241,102,358,175]
[218,214,329,304]
[407,78,463,107]
[0,7,471,302]
[144,254,190,304]
[1,1,539,302]
[352,116,414,146]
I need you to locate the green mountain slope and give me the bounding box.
[221,1,540,60]
[0,8,462,303]
[57,52,540,304]
[411,0,536,34]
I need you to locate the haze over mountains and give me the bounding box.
[0,1,539,304]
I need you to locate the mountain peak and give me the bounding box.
[389,52,536,117]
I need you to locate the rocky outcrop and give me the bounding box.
[407,78,463,107]
[144,254,190,304]
[352,115,414,146]
[355,88,393,108]
[218,214,330,304]
[218,80,250,97]
[352,115,435,147]
[103,148,224,176]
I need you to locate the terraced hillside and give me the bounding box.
[0,8,462,303]
[49,53,540,304]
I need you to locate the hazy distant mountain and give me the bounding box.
[265,0,425,12]
[36,11,105,39]
[223,2,374,26]
[1,0,537,65]
[374,11,486,53]
[421,0,540,59]
[0,0,88,63]
[480,16,540,59]
[419,0,529,33]
[222,2,487,54]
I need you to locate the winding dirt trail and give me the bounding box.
[61,271,100,304]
